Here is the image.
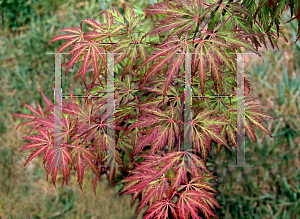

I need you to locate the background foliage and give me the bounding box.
[0,0,299,218]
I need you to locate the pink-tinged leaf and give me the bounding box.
[134,182,163,217]
[35,117,54,129]
[122,46,137,80]
[47,33,76,46]
[12,113,36,120]
[143,2,189,18]
[170,159,187,192]
[47,27,83,46]
[189,116,217,161]
[79,49,91,88]
[62,102,86,116]
[21,130,53,166]
[133,130,158,155]
[246,115,272,137]
[80,18,104,31]
[92,176,98,197]
[61,146,74,184]
[16,120,39,131]
[129,116,160,129]
[167,123,176,150]
[44,149,59,188]
[90,48,104,88]
[150,128,168,153]
[24,147,48,166]
[92,43,106,66]
[136,39,181,76]
[56,27,83,35]
[142,49,178,89]
[75,152,85,191]
[124,5,134,23]
[131,14,143,29]
[168,21,196,39]
[194,43,207,95]
[80,148,101,179]
[162,52,185,104]
[110,24,126,35]
[19,142,45,152]
[244,119,257,142]
[122,170,172,218]
[206,50,223,94]
[63,44,88,76]
[138,43,147,61]
[186,152,213,178]
[149,18,193,37]
[194,109,215,121]
[24,103,42,117]
[23,135,43,144]
[244,98,276,139]
[39,87,53,108]
[54,39,79,59]
[70,142,101,190]
[225,124,237,147]
[37,102,44,117]
[202,124,228,146]
[118,153,183,206]
[143,200,178,219]
[83,31,104,39]
[106,7,125,24]
[177,190,218,219]
[178,176,218,194]
[141,107,166,118]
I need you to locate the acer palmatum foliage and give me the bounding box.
[13,0,290,218]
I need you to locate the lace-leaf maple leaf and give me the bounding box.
[63,39,107,88]
[143,0,218,39]
[118,151,216,218]
[168,157,188,195]
[44,145,74,188]
[13,88,54,134]
[107,6,146,79]
[143,1,190,19]
[192,26,262,94]
[244,97,276,141]
[143,200,178,219]
[47,27,85,55]
[129,105,179,155]
[136,34,193,104]
[187,109,230,162]
[48,25,108,88]
[68,139,101,191]
[21,128,53,166]
[15,0,291,217]
[176,189,218,219]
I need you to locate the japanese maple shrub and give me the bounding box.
[15,0,298,218]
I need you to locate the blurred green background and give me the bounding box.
[0,0,299,218]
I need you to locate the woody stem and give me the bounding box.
[178,96,184,151]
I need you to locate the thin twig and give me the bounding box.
[196,13,213,39]
[220,99,229,110]
[196,0,223,39]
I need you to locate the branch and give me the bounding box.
[196,0,223,39]
[196,13,213,39]
[178,96,184,151]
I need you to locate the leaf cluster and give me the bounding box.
[13,0,299,218]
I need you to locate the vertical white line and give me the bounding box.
[236,53,245,166]
[107,53,115,167]
[184,52,192,167]
[54,53,62,167]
